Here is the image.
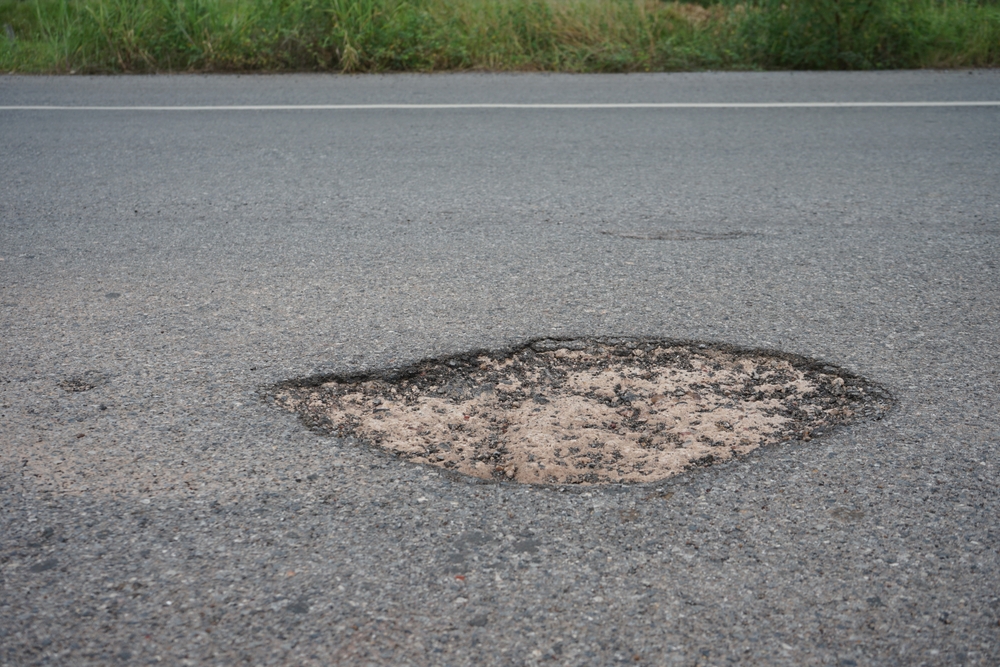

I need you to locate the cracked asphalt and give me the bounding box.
[1,71,999,666]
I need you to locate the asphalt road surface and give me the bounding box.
[2,71,999,666]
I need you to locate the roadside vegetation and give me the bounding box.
[1,0,998,73]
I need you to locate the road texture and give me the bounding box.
[1,71,999,666]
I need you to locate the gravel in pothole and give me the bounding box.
[274,339,891,485]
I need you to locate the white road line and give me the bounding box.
[1,101,999,111]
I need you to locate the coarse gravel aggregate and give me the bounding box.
[1,71,999,666]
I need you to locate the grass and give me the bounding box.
[0,0,998,73]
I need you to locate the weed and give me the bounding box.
[1,0,997,72]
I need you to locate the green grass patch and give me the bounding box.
[1,0,998,73]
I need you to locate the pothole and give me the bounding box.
[273,338,891,485]
[58,371,104,393]
[601,230,752,241]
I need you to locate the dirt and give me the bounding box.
[667,2,731,25]
[273,338,891,485]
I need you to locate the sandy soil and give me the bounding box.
[275,340,890,485]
